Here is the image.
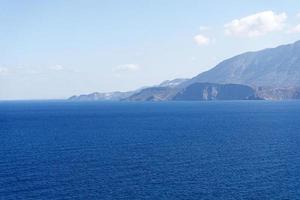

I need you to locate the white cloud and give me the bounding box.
[50,65,64,71]
[0,67,8,75]
[224,11,287,37]
[297,12,300,19]
[199,26,210,31]
[288,24,300,33]
[194,34,211,46]
[113,64,140,72]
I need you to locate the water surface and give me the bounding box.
[1,101,300,199]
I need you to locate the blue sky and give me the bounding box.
[1,0,300,99]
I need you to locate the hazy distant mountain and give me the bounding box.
[158,78,188,87]
[69,40,300,101]
[255,86,300,100]
[124,87,179,101]
[124,83,261,101]
[69,78,186,101]
[185,41,300,88]
[173,83,261,101]
[68,91,134,101]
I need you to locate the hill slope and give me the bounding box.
[173,83,261,101]
[186,41,300,88]
[69,40,300,101]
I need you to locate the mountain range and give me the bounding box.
[69,40,300,101]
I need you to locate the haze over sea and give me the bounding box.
[1,101,300,199]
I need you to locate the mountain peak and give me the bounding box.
[187,40,300,88]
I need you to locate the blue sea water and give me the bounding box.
[1,101,300,199]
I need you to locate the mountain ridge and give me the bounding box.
[184,40,300,88]
[69,40,300,101]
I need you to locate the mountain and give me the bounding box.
[255,86,300,100]
[158,78,188,87]
[173,83,261,101]
[68,91,134,101]
[123,83,261,101]
[69,78,186,101]
[69,40,300,101]
[185,41,300,88]
[124,87,179,101]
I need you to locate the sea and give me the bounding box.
[1,101,300,199]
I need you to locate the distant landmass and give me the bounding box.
[69,40,300,101]
[69,91,134,101]
[173,83,261,101]
[184,40,300,88]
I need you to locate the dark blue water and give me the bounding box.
[1,101,300,199]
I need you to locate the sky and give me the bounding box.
[1,0,300,100]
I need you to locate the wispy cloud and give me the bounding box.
[288,24,300,33]
[199,26,210,31]
[194,34,211,46]
[113,64,140,72]
[48,65,80,73]
[112,64,141,78]
[49,65,64,71]
[224,11,287,37]
[0,65,79,76]
[0,67,8,75]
